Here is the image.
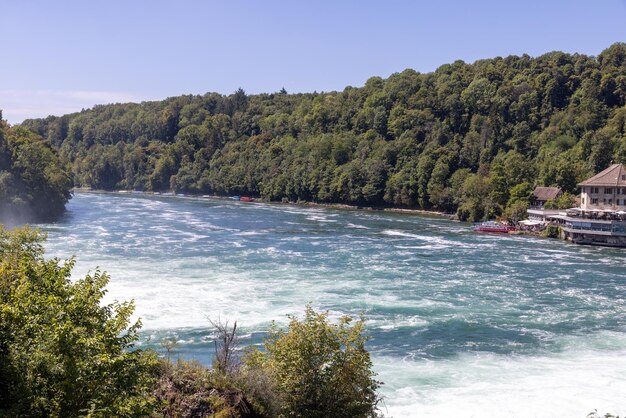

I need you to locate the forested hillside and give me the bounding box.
[0,113,72,222]
[22,43,626,220]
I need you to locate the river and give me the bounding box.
[36,192,626,417]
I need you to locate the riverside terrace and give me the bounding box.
[559,207,626,247]
[559,164,626,247]
[524,164,626,247]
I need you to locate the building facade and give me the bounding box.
[579,164,626,210]
[560,164,626,247]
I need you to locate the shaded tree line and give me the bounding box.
[0,112,73,222]
[21,44,626,221]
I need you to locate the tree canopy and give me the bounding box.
[20,43,626,221]
[0,226,157,417]
[0,114,73,222]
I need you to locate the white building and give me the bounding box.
[560,164,626,247]
[579,164,626,210]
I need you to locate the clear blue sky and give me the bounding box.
[1,0,625,123]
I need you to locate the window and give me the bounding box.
[622,174,626,181]
[582,197,585,205]
[609,199,613,205]
[606,188,613,194]
[592,198,598,204]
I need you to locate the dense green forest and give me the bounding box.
[0,112,73,222]
[22,43,626,220]
[0,226,380,417]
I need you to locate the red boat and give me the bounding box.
[239,196,254,202]
[472,222,515,233]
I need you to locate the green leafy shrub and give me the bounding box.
[0,226,382,417]
[0,225,158,417]
[244,306,381,418]
[544,224,560,238]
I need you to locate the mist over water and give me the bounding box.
[38,193,626,417]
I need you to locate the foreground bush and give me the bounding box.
[152,307,383,418]
[0,226,157,417]
[0,225,382,417]
[244,306,381,418]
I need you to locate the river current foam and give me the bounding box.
[38,193,626,417]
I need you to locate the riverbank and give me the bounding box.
[71,188,570,247]
[71,188,457,220]
[71,188,567,247]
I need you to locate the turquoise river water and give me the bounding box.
[37,192,626,417]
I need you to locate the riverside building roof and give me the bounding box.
[532,186,562,201]
[578,164,626,187]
